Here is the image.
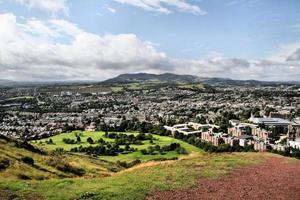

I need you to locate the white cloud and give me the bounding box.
[0,12,299,82]
[11,0,69,15]
[0,13,170,81]
[268,43,300,62]
[113,0,207,15]
[104,4,116,13]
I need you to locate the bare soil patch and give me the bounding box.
[148,154,300,200]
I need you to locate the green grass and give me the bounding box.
[30,131,203,162]
[110,86,124,92]
[0,136,118,180]
[0,152,263,200]
[177,83,204,90]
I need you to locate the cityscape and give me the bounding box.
[0,0,300,200]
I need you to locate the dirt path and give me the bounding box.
[148,155,300,200]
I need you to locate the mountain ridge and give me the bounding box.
[101,73,300,86]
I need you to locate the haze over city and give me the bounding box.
[0,0,300,81]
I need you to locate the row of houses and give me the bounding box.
[164,117,300,151]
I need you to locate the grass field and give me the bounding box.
[0,136,120,180]
[0,152,263,200]
[31,131,203,162]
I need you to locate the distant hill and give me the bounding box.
[0,79,18,87]
[102,73,300,86]
[102,73,203,84]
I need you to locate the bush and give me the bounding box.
[21,156,34,165]
[87,137,94,144]
[54,148,65,155]
[47,158,86,176]
[176,147,188,154]
[62,138,76,144]
[46,139,54,144]
[140,149,148,155]
[18,174,31,180]
[0,159,10,171]
[151,157,178,161]
[117,159,141,168]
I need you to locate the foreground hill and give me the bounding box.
[149,154,300,200]
[0,135,119,180]
[1,134,299,200]
[0,151,263,200]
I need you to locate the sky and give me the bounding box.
[0,0,300,81]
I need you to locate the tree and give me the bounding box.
[125,144,131,151]
[77,135,81,143]
[87,137,94,144]
[212,127,219,133]
[21,156,34,165]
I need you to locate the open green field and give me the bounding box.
[0,152,263,200]
[177,83,204,90]
[31,131,203,162]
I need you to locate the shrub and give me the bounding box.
[21,156,34,165]
[140,149,148,155]
[47,158,86,176]
[54,148,65,155]
[176,147,188,155]
[87,137,94,144]
[0,158,10,171]
[151,157,178,161]
[117,159,141,168]
[18,174,31,180]
[62,138,76,144]
[76,136,81,143]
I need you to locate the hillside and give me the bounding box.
[1,134,300,200]
[1,134,299,200]
[101,73,203,84]
[0,135,120,180]
[0,150,265,200]
[101,73,299,86]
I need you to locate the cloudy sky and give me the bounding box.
[0,0,300,81]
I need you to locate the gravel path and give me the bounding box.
[148,154,300,200]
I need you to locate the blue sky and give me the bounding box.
[0,0,300,81]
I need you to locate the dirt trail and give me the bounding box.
[148,155,300,200]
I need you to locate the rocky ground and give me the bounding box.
[148,154,300,200]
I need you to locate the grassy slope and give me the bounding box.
[0,136,119,180]
[31,131,203,162]
[0,152,263,200]
[1,134,269,200]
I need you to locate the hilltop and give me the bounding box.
[101,73,299,86]
[101,73,203,84]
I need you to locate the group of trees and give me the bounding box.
[70,143,135,156]
[98,120,171,136]
[271,147,300,159]
[104,132,155,145]
[140,143,188,155]
[62,135,81,144]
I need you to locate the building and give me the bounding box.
[164,122,218,136]
[249,117,292,126]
